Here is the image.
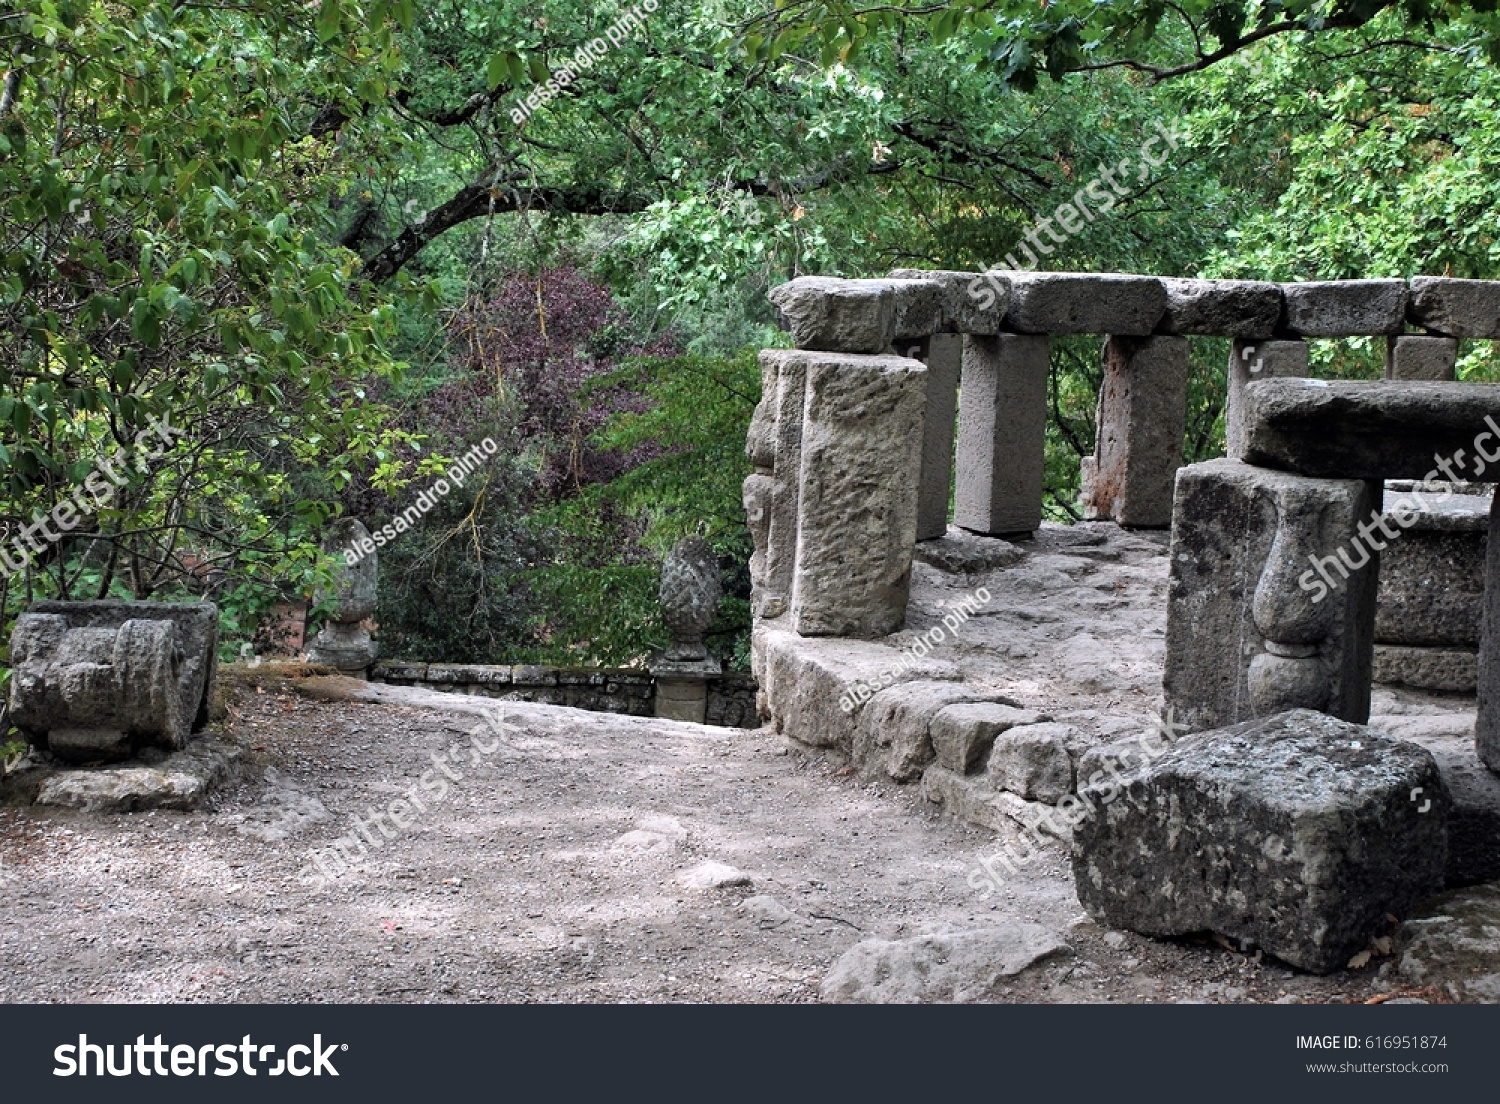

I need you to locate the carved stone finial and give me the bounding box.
[659,536,721,661]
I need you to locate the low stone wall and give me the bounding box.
[368,661,760,729]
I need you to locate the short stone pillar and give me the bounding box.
[651,536,722,724]
[307,517,378,675]
[9,600,219,762]
[914,333,961,541]
[1225,338,1308,458]
[1479,491,1500,772]
[953,334,1048,536]
[1081,335,1188,528]
[1164,459,1378,734]
[1386,335,1459,381]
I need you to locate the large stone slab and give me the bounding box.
[1164,459,1377,734]
[953,334,1049,536]
[889,268,1008,335]
[1241,379,1500,481]
[1157,278,1282,338]
[1081,335,1187,528]
[1071,709,1448,974]
[791,352,926,637]
[1003,272,1166,336]
[768,276,945,351]
[1408,276,1500,339]
[1280,279,1408,336]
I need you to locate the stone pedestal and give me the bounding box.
[306,517,378,676]
[953,334,1048,536]
[1081,335,1188,528]
[651,655,721,725]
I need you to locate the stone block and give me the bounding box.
[1241,379,1500,481]
[1373,645,1478,694]
[1164,460,1377,734]
[768,276,896,353]
[910,527,1025,575]
[953,334,1049,536]
[1081,335,1188,528]
[889,268,1009,335]
[1157,278,1282,338]
[1375,489,1487,647]
[1071,709,1448,974]
[1003,273,1166,336]
[986,722,1075,802]
[1478,492,1500,771]
[929,701,1045,772]
[1386,335,1458,381]
[1226,339,1308,459]
[1280,279,1408,336]
[916,333,961,540]
[1409,276,1500,338]
[857,680,1000,781]
[791,352,926,637]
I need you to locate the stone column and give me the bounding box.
[307,517,378,676]
[790,352,927,637]
[1386,335,1459,381]
[744,350,810,621]
[1226,339,1308,458]
[914,333,961,540]
[1081,335,1188,528]
[953,334,1049,536]
[1478,491,1500,772]
[1164,459,1378,734]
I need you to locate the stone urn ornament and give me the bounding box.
[306,517,379,675]
[658,536,721,661]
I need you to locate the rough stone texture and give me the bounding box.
[658,536,722,661]
[679,861,752,890]
[888,268,1008,335]
[856,680,1000,781]
[1392,883,1500,1002]
[1157,278,1282,338]
[34,736,246,812]
[953,334,1049,536]
[820,924,1069,1003]
[1002,272,1166,336]
[1241,379,1500,481]
[10,600,219,762]
[307,518,378,673]
[1081,335,1188,528]
[1071,709,1449,974]
[915,333,961,540]
[1164,460,1377,734]
[1479,491,1500,772]
[651,657,721,725]
[1386,335,1458,381]
[1280,279,1408,336]
[1375,488,1487,648]
[768,276,897,353]
[789,353,925,637]
[744,350,810,619]
[1374,646,1478,694]
[1226,339,1308,459]
[885,278,948,341]
[930,701,1045,772]
[986,722,1075,801]
[911,526,1025,575]
[1409,276,1500,339]
[1397,731,1500,887]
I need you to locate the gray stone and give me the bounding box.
[919,765,1012,832]
[768,276,897,353]
[953,334,1049,536]
[857,680,998,782]
[1280,279,1408,336]
[1373,646,1478,694]
[885,278,948,341]
[1375,522,1485,648]
[820,924,1069,1003]
[1386,335,1458,381]
[791,352,926,637]
[929,701,1043,772]
[986,723,1075,802]
[1409,276,1500,339]
[9,600,219,762]
[34,736,246,812]
[1164,460,1378,734]
[1393,883,1500,1001]
[658,536,722,660]
[889,268,1008,335]
[307,518,378,674]
[911,526,1025,574]
[1003,273,1166,336]
[744,350,810,619]
[1081,335,1188,528]
[1071,709,1449,974]
[651,655,722,725]
[1157,278,1282,338]
[1398,732,1500,887]
[1241,379,1500,481]
[1226,339,1308,459]
[1479,492,1500,771]
[679,860,752,889]
[915,333,961,540]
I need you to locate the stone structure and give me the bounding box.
[306,517,378,675]
[9,600,219,762]
[651,536,723,724]
[1081,335,1188,528]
